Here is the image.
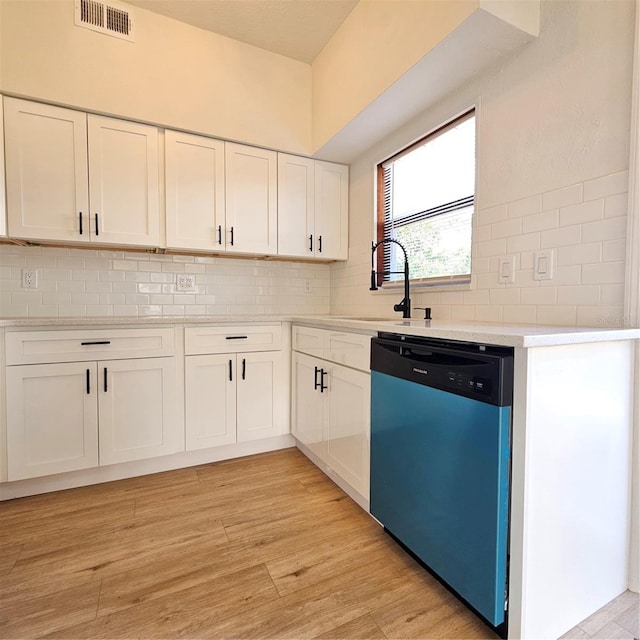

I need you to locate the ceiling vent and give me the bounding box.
[74,0,135,42]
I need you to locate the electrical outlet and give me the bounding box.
[22,269,38,289]
[304,279,312,293]
[176,274,196,292]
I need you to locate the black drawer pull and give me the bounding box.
[318,235,323,253]
[95,213,99,236]
[320,368,328,393]
[230,226,234,246]
[103,367,108,392]
[217,225,222,245]
[79,212,84,235]
[228,359,233,381]
[86,368,90,395]
[314,366,321,390]
[242,358,246,380]
[81,340,111,346]
[225,336,247,340]
[309,235,313,252]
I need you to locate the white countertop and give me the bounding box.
[0,314,638,348]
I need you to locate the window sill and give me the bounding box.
[375,276,471,294]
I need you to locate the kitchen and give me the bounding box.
[0,1,639,639]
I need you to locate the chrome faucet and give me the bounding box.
[370,239,411,318]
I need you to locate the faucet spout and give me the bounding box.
[370,239,411,319]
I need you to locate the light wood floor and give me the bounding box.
[0,448,498,640]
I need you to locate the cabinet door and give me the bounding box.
[87,115,160,246]
[314,161,348,260]
[291,352,325,461]
[185,354,236,450]
[4,97,89,243]
[165,130,225,251]
[236,351,286,442]
[277,153,315,258]
[6,362,99,480]
[98,357,181,465]
[325,364,370,500]
[0,99,6,237]
[225,142,277,255]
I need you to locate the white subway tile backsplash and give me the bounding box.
[559,199,604,226]
[583,170,628,201]
[520,286,558,305]
[542,183,583,210]
[477,204,508,224]
[475,238,507,258]
[604,193,628,218]
[556,243,602,266]
[503,305,537,324]
[537,305,577,325]
[0,244,330,318]
[506,232,541,253]
[581,261,626,284]
[602,239,626,263]
[581,216,627,243]
[491,218,522,239]
[540,224,581,248]
[508,194,542,218]
[522,209,559,234]
[557,285,601,306]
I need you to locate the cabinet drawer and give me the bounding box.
[292,325,325,358]
[6,328,175,365]
[185,324,282,355]
[292,325,371,372]
[325,331,371,372]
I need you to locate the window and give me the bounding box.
[376,110,475,286]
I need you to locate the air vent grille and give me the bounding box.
[75,0,134,42]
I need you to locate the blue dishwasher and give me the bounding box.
[370,333,513,631]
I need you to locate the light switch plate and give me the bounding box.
[498,256,515,284]
[533,250,554,281]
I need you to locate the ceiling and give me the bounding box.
[123,0,359,63]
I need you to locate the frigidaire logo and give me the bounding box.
[412,368,429,375]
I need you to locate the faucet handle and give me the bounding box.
[414,307,432,320]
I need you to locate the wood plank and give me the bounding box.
[0,449,500,640]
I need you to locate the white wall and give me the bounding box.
[0,245,329,318]
[0,0,311,154]
[331,0,636,328]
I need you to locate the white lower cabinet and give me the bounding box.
[6,362,99,480]
[291,349,370,501]
[4,328,181,481]
[98,357,179,465]
[184,325,288,451]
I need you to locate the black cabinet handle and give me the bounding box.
[81,340,111,346]
[229,359,233,381]
[242,358,246,380]
[320,368,328,393]
[318,235,323,253]
[309,235,313,252]
[314,366,321,390]
[103,367,108,392]
[95,213,99,236]
[79,212,84,235]
[86,368,91,395]
[225,336,247,340]
[230,226,234,246]
[217,225,222,245]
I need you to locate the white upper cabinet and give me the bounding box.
[225,142,277,255]
[314,161,348,260]
[0,99,7,237]
[4,98,159,247]
[277,154,348,261]
[4,97,89,243]
[87,115,160,247]
[165,130,225,251]
[277,153,315,258]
